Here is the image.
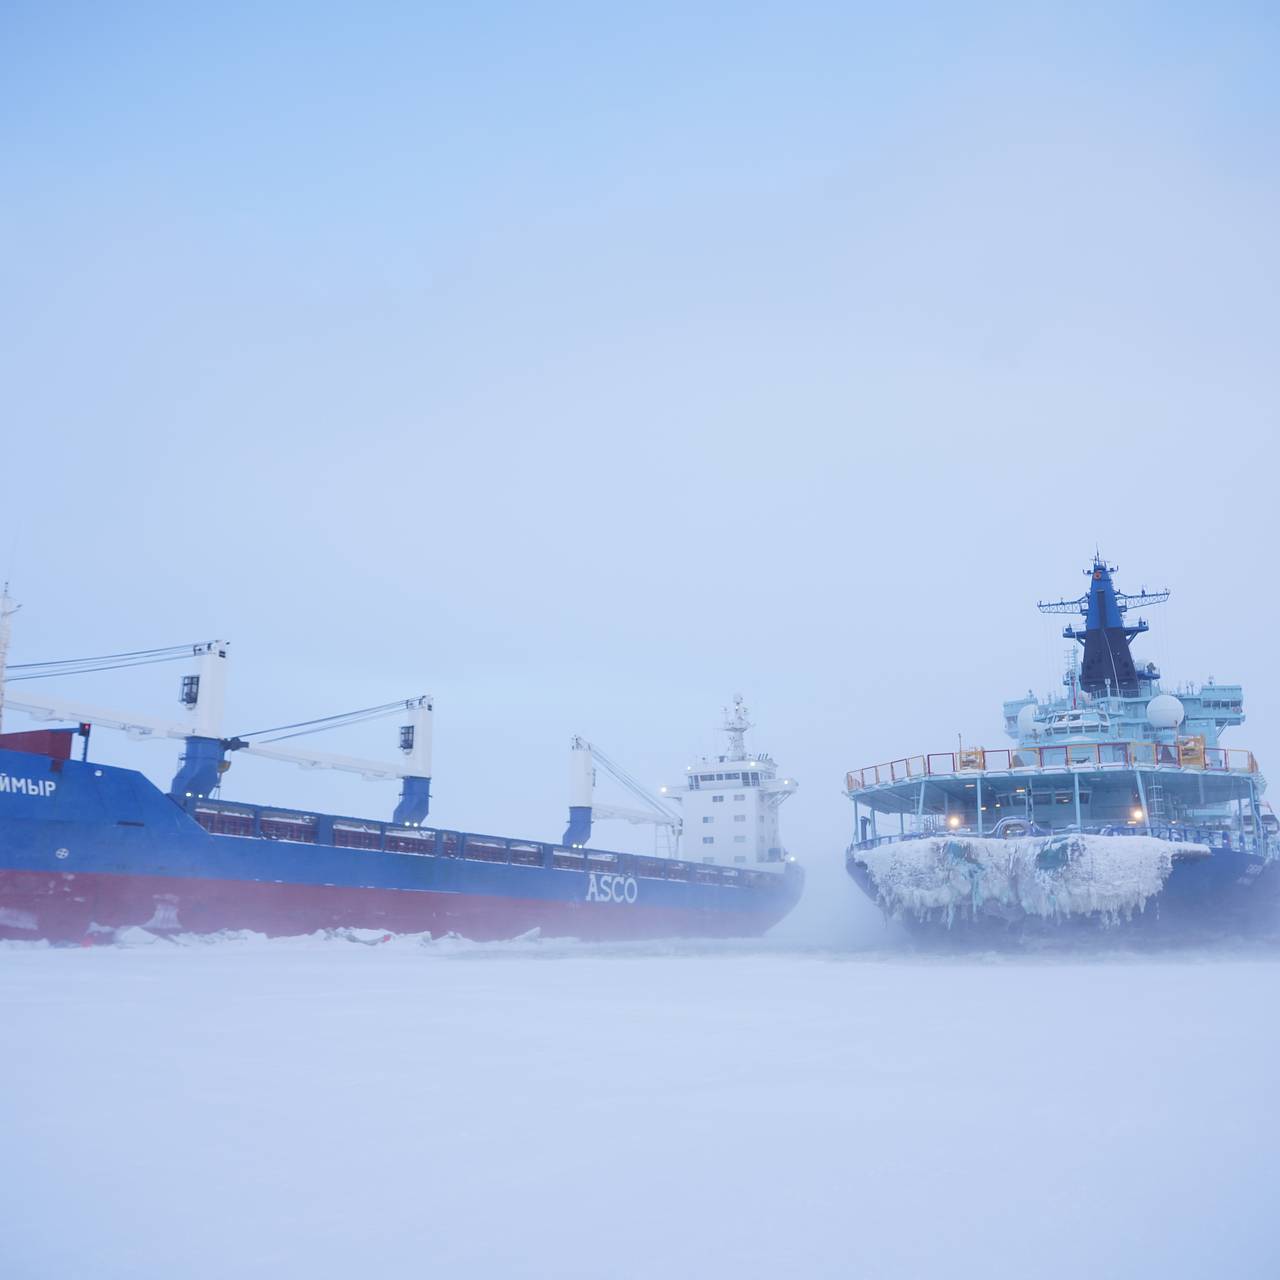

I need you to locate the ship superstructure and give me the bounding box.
[843,558,1276,936]
[666,697,798,869]
[561,697,797,872]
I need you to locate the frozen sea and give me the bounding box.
[3,933,1278,1279]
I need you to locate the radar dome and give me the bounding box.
[1016,704,1041,737]
[1146,694,1185,729]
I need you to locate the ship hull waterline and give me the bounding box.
[0,867,797,944]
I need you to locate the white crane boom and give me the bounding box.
[6,694,191,740]
[238,741,408,781]
[6,694,432,781]
[573,736,681,827]
[592,802,681,830]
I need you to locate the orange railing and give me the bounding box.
[846,742,1258,792]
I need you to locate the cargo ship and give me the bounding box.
[844,558,1278,939]
[0,594,802,943]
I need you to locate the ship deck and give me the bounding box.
[184,796,786,891]
[842,740,1269,853]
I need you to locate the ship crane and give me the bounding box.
[563,736,682,855]
[0,610,434,825]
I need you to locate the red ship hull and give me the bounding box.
[0,868,796,944]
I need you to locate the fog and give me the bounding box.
[2,4,1278,1275]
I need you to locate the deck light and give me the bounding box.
[1132,807,1145,821]
[948,815,961,829]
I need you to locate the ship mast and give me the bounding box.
[1037,556,1169,697]
[722,695,753,760]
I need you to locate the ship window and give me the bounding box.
[465,837,509,862]
[724,772,740,780]
[734,794,745,801]
[702,836,715,845]
[712,795,724,803]
[734,835,746,843]
[702,815,714,823]
[734,814,746,822]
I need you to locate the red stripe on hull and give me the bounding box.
[0,870,791,944]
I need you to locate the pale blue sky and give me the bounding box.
[4,3,1278,936]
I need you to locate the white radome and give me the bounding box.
[1016,704,1041,737]
[1146,693,1185,729]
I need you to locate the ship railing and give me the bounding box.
[846,742,1259,791]
[188,799,789,891]
[848,822,1263,855]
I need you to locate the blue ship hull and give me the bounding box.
[0,748,803,943]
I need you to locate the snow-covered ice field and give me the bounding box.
[3,935,1278,1280]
